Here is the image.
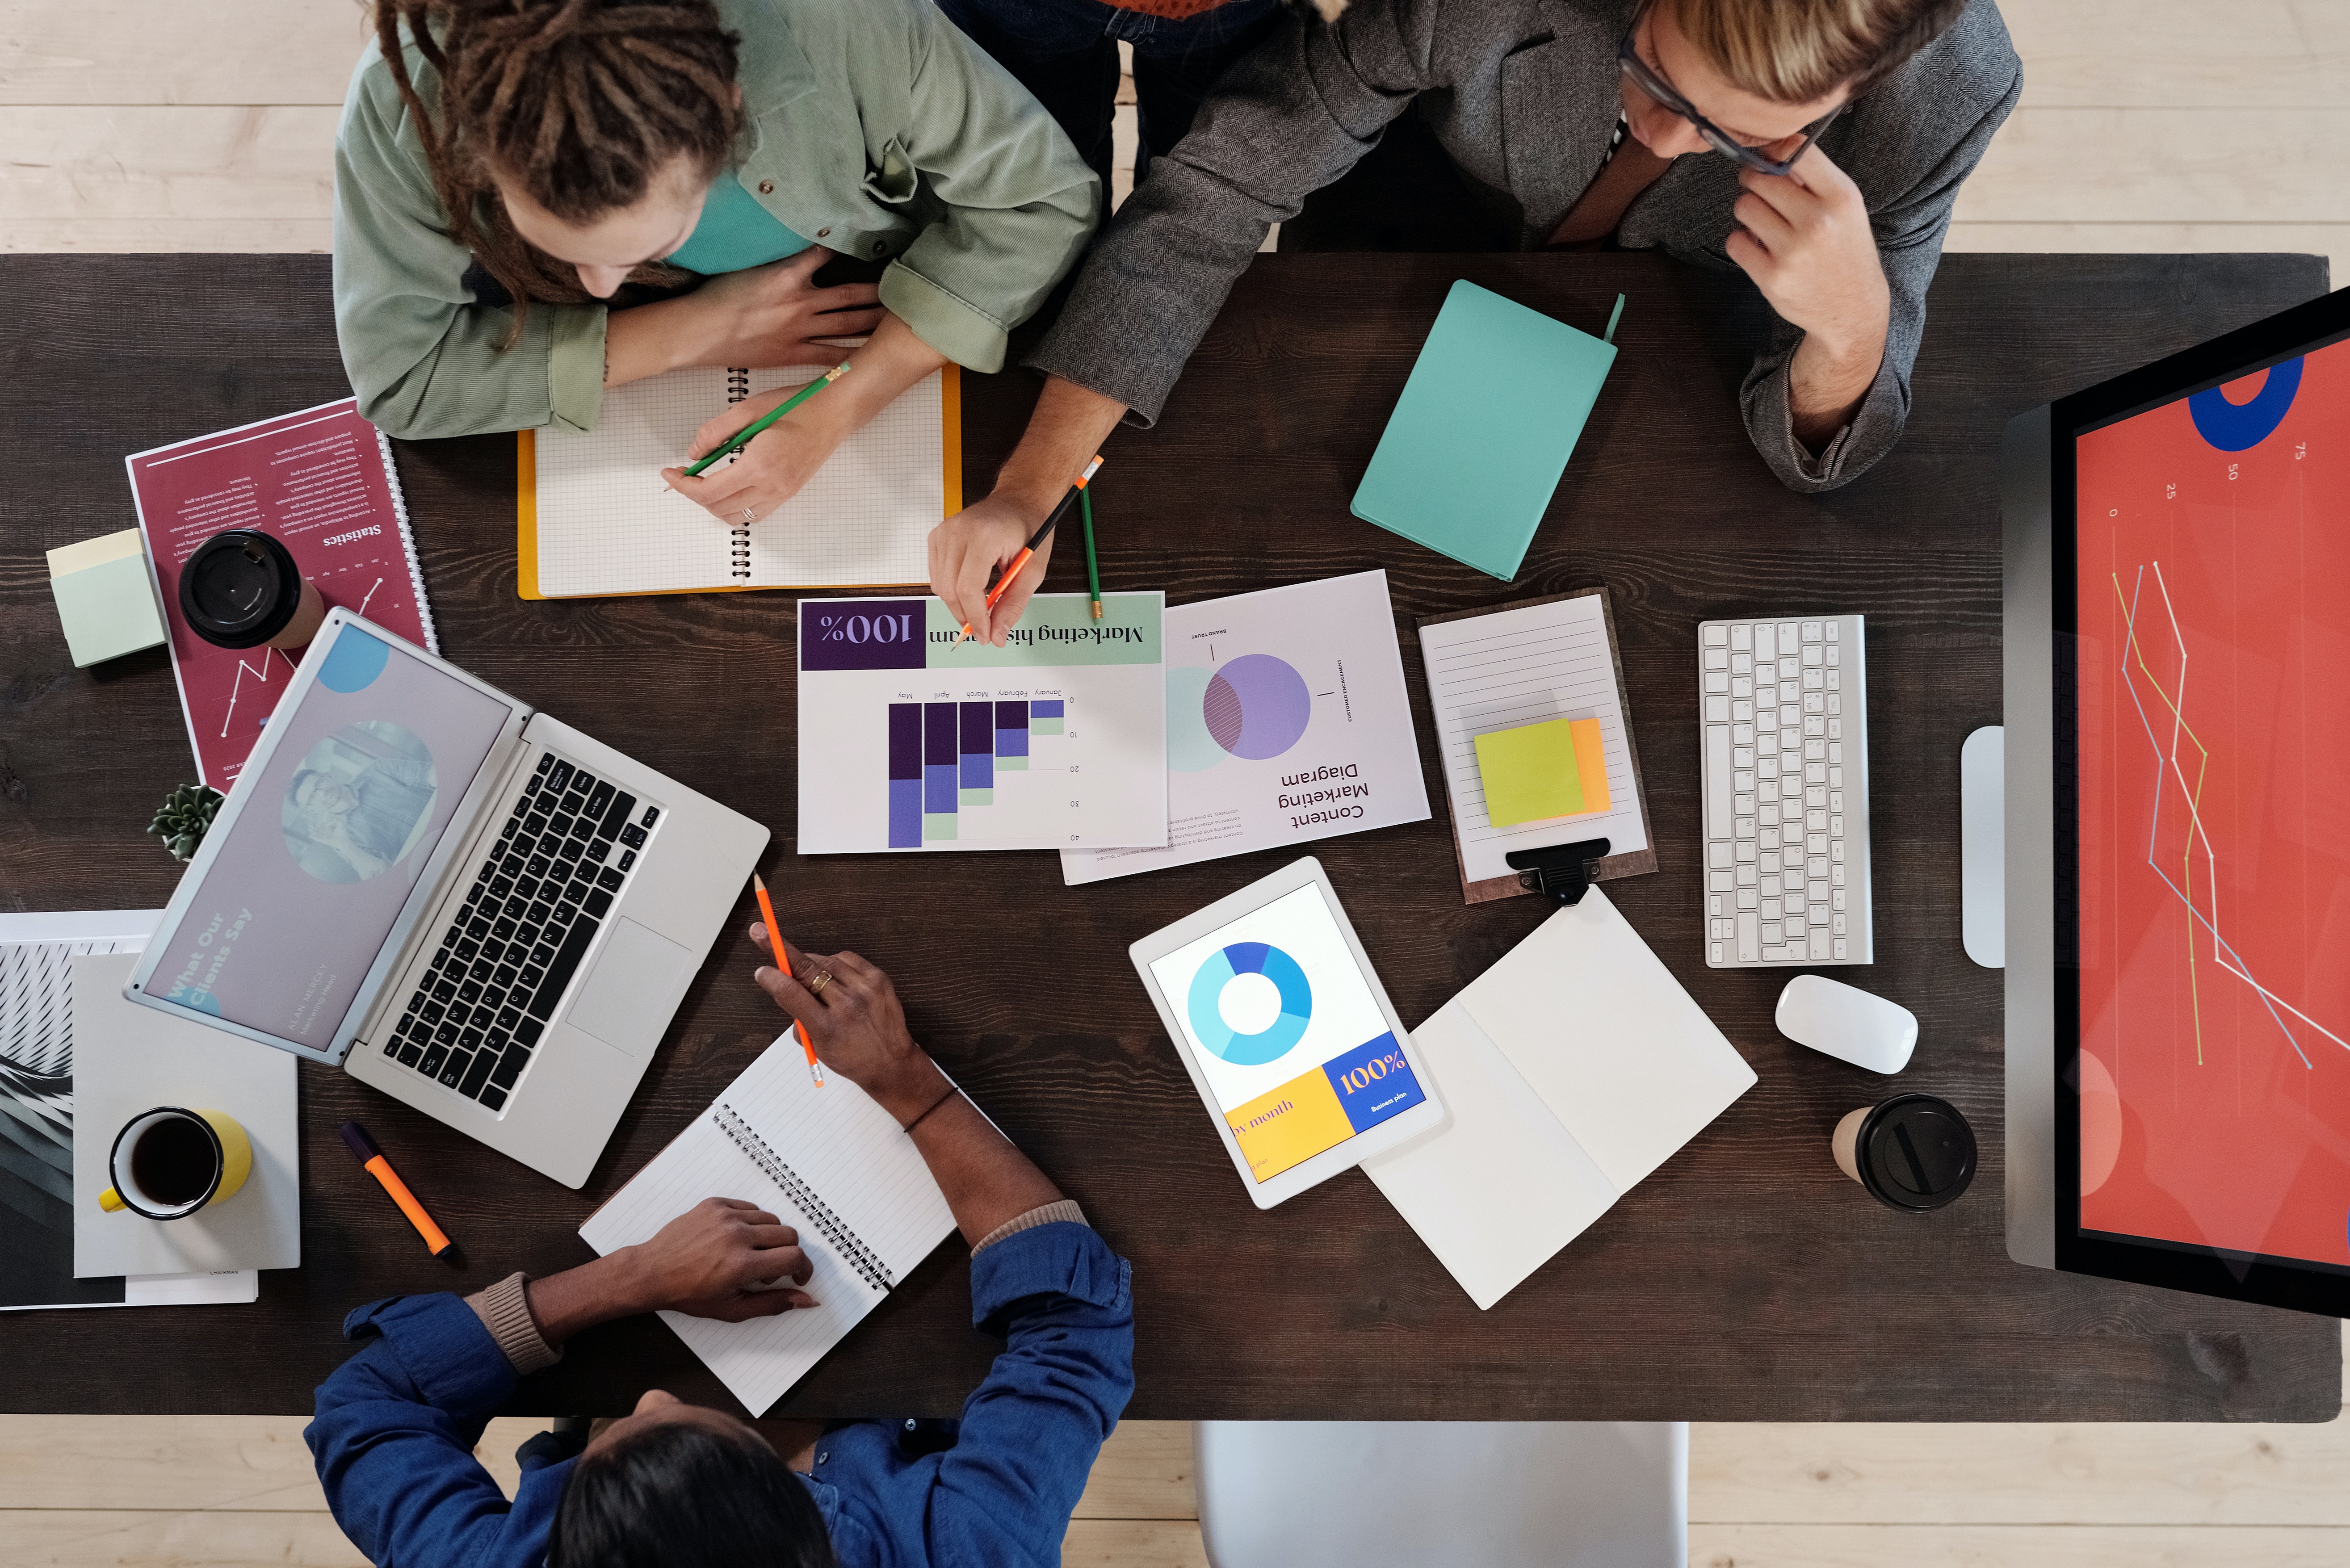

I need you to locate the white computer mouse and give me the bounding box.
[1775,974,1917,1074]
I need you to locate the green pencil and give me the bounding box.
[1081,485,1102,620]
[682,361,849,477]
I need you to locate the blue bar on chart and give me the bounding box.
[960,702,994,804]
[923,702,959,841]
[995,701,1028,770]
[887,704,922,849]
[1032,700,1065,736]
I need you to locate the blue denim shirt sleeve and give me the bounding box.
[817,1221,1136,1568]
[304,1292,572,1568]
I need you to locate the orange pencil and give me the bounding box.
[339,1121,452,1257]
[953,455,1104,645]
[754,873,823,1086]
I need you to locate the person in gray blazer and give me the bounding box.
[931,0,2022,644]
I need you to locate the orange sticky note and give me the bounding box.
[1569,717,1610,813]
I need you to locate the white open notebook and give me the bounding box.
[579,1039,957,1414]
[524,363,953,598]
[1362,888,1757,1310]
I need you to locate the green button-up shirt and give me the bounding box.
[332,0,1100,440]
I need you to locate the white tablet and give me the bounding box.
[1129,857,1447,1208]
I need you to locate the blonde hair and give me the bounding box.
[1667,0,1968,104]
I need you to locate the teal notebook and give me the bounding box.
[1351,280,1620,582]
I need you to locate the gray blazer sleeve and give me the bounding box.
[1028,1,1442,423]
[1739,62,2021,492]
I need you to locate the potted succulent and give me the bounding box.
[147,784,225,863]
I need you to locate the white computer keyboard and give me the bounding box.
[1698,614,1872,967]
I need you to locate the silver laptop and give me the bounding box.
[125,609,767,1188]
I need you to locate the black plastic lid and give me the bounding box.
[1856,1094,1977,1212]
[179,528,301,649]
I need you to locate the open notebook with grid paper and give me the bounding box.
[518,364,960,599]
[578,1038,957,1414]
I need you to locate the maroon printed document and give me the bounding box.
[126,400,436,789]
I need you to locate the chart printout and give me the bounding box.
[2073,333,2350,1268]
[1062,570,1431,885]
[126,400,435,790]
[796,593,1167,853]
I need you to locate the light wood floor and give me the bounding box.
[5,2,2348,1564]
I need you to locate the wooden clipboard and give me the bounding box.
[1417,586,1658,904]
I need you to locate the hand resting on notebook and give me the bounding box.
[526,1196,819,1337]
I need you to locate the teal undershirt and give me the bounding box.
[664,174,814,276]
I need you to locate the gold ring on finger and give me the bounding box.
[805,968,833,997]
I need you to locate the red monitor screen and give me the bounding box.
[2073,335,2350,1267]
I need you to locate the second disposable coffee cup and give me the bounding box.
[179,528,326,650]
[1831,1093,1976,1212]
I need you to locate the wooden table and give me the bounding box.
[2,251,2337,1422]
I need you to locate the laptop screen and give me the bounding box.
[147,622,512,1049]
[2071,329,2350,1271]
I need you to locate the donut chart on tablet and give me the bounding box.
[1186,942,1313,1066]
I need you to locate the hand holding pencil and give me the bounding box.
[662,365,850,527]
[951,455,1104,646]
[747,924,951,1122]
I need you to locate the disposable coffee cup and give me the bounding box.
[179,528,326,650]
[1831,1093,1976,1212]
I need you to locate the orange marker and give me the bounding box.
[339,1121,452,1257]
[754,873,823,1086]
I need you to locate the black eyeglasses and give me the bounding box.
[1616,26,1843,178]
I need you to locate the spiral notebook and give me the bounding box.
[579,1038,957,1413]
[518,363,961,599]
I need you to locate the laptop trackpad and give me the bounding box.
[567,919,694,1060]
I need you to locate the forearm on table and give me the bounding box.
[458,1251,650,1376]
[990,376,1128,516]
[865,1052,1065,1246]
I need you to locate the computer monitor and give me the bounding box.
[2003,285,2350,1315]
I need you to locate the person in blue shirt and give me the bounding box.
[306,928,1133,1568]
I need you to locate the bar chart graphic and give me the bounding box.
[888,700,1067,847]
[800,591,1166,855]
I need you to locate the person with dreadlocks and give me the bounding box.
[334,0,1099,528]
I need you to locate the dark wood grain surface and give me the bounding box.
[2,251,2338,1421]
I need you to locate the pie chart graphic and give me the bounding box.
[1201,655,1312,761]
[1186,942,1313,1066]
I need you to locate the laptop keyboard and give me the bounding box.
[379,754,662,1111]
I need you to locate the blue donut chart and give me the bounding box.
[2189,357,2303,451]
[1186,942,1313,1067]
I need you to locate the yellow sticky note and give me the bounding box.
[1473,716,1612,826]
[1475,717,1587,826]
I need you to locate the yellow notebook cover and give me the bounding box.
[516,363,961,600]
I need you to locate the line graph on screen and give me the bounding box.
[2116,560,2345,1072]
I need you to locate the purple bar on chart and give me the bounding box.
[1031,700,1064,717]
[924,703,958,815]
[995,700,1028,758]
[960,703,994,790]
[887,703,921,848]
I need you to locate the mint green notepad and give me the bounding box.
[1351,280,1619,582]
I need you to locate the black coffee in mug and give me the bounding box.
[129,1115,218,1207]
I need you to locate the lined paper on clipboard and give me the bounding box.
[1417,588,1657,903]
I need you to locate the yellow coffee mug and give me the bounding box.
[98,1107,252,1220]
